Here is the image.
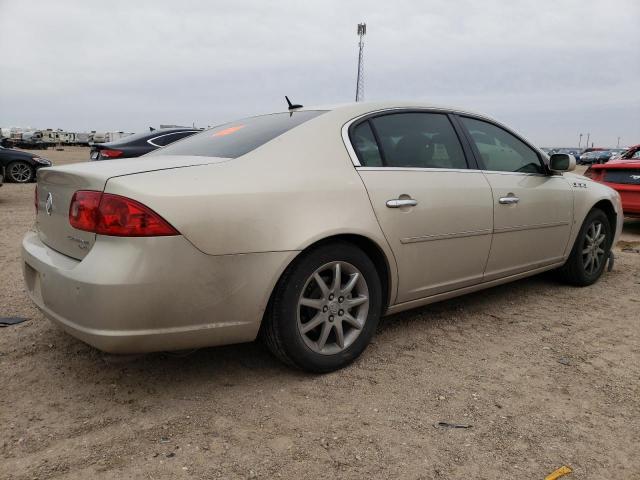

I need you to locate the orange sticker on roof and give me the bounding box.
[213,125,245,137]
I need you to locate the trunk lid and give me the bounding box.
[36,155,230,259]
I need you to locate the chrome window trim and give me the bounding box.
[479,170,550,177]
[341,107,454,168]
[341,107,549,174]
[147,131,199,148]
[356,166,481,174]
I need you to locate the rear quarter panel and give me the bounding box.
[103,112,399,297]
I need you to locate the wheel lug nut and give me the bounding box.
[329,294,334,300]
[322,306,328,312]
[338,310,344,316]
[329,315,334,322]
[338,296,344,303]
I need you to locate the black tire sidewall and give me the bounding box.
[8,161,35,183]
[571,209,612,285]
[274,243,382,372]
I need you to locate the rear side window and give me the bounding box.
[152,111,325,158]
[352,112,468,169]
[351,122,383,166]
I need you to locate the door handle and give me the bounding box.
[386,198,418,208]
[499,195,520,205]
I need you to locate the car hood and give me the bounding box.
[0,148,35,159]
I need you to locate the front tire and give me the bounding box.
[261,241,382,373]
[558,208,612,286]
[7,161,35,183]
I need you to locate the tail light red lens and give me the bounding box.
[69,191,178,237]
[584,167,602,181]
[99,149,124,159]
[69,191,101,231]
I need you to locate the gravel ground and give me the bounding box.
[1,147,639,479]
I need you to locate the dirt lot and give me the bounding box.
[1,147,639,479]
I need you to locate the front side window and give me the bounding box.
[461,117,543,174]
[354,112,467,169]
[152,111,325,158]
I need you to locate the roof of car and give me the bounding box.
[299,100,488,118]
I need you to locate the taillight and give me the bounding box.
[69,191,178,237]
[99,149,124,159]
[69,191,101,231]
[584,167,602,181]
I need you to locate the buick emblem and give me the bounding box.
[45,192,53,216]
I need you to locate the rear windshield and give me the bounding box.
[152,110,326,158]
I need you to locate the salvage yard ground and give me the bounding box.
[1,147,639,479]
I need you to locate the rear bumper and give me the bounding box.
[21,231,295,354]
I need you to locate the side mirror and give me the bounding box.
[549,153,576,172]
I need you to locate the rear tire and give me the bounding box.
[7,161,35,183]
[261,241,382,373]
[558,208,612,286]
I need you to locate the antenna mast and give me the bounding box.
[355,23,366,102]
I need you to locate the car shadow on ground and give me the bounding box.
[621,218,640,239]
[36,269,560,394]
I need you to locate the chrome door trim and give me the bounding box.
[400,228,492,244]
[493,221,570,234]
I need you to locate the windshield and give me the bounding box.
[152,110,326,159]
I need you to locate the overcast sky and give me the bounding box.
[0,0,638,147]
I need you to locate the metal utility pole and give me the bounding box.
[578,133,583,149]
[617,137,621,148]
[585,133,590,150]
[355,23,366,102]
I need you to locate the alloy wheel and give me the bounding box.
[297,261,369,355]
[582,220,606,275]
[9,163,32,182]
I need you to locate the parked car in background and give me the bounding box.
[579,151,598,165]
[0,145,52,182]
[607,148,626,160]
[90,127,201,160]
[582,147,606,155]
[593,151,614,164]
[585,147,640,216]
[23,101,622,372]
[613,144,640,161]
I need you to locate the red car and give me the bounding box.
[585,144,640,217]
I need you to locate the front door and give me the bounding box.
[350,111,494,303]
[458,116,573,280]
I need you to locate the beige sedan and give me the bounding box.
[22,101,623,372]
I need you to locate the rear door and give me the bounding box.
[350,111,494,303]
[457,115,573,280]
